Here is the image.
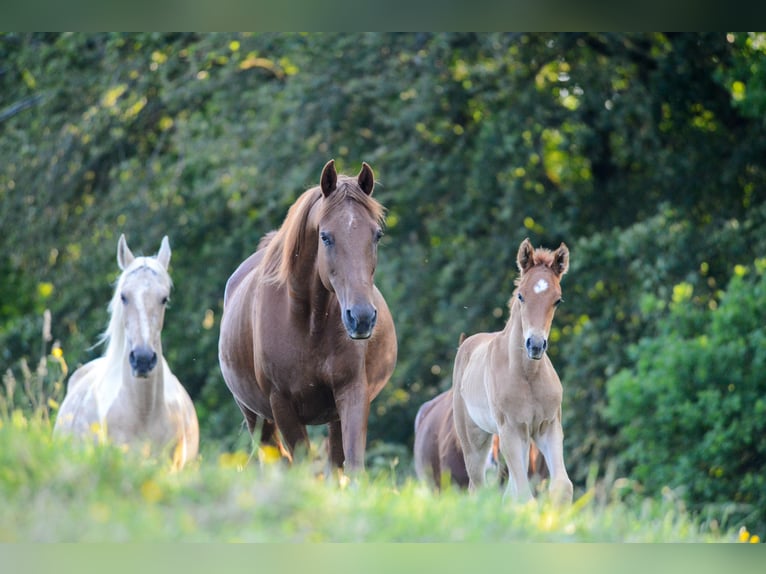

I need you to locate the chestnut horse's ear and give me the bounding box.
[517,238,535,274]
[117,234,135,270]
[320,159,337,197]
[357,162,375,196]
[157,235,172,270]
[552,242,569,276]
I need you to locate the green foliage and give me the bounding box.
[606,258,766,532]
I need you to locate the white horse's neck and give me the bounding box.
[119,346,168,421]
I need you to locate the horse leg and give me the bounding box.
[235,398,290,460]
[269,391,310,462]
[327,419,345,470]
[497,425,534,502]
[334,382,370,473]
[452,395,493,490]
[535,418,573,505]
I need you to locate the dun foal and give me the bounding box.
[452,238,572,503]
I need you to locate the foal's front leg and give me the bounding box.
[497,427,534,502]
[535,418,573,505]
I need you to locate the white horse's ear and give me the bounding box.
[157,236,171,269]
[517,238,535,274]
[357,162,375,196]
[320,159,337,197]
[117,234,135,270]
[553,243,569,277]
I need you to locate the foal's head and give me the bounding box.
[314,160,385,340]
[114,235,173,377]
[514,238,569,360]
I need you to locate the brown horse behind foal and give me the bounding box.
[452,238,572,504]
[218,160,397,473]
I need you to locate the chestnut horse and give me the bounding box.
[218,160,397,473]
[54,235,199,469]
[452,238,572,503]
[414,389,548,489]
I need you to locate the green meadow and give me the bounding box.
[0,412,751,543]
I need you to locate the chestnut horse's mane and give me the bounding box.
[259,176,385,286]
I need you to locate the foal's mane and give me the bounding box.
[100,256,172,364]
[260,176,385,286]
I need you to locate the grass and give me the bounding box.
[0,317,751,543]
[0,412,746,543]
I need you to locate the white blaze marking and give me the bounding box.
[135,284,152,344]
[533,278,549,294]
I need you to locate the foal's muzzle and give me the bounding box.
[129,346,158,377]
[525,335,547,360]
[343,304,378,340]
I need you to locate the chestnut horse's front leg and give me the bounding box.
[334,381,370,473]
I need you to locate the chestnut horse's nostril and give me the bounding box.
[343,305,377,339]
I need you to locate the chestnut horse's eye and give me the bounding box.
[374,229,384,243]
[320,231,334,247]
[518,293,525,303]
[554,298,563,308]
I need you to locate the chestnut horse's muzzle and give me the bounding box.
[525,335,547,360]
[343,304,378,339]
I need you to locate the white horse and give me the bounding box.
[54,234,199,469]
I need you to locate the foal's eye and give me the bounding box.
[374,229,384,243]
[319,231,334,247]
[518,293,525,303]
[554,298,564,308]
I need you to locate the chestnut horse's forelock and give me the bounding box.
[260,177,385,286]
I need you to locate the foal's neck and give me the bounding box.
[506,298,543,376]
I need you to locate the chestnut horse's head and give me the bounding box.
[314,160,385,340]
[514,238,569,360]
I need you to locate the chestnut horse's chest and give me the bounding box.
[253,287,367,424]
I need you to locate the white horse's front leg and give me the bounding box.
[498,427,534,503]
[535,419,573,505]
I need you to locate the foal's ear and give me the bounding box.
[517,238,535,274]
[320,159,337,197]
[357,162,375,196]
[157,236,172,270]
[552,243,569,277]
[117,234,135,270]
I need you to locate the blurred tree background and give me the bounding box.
[2,33,765,529]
